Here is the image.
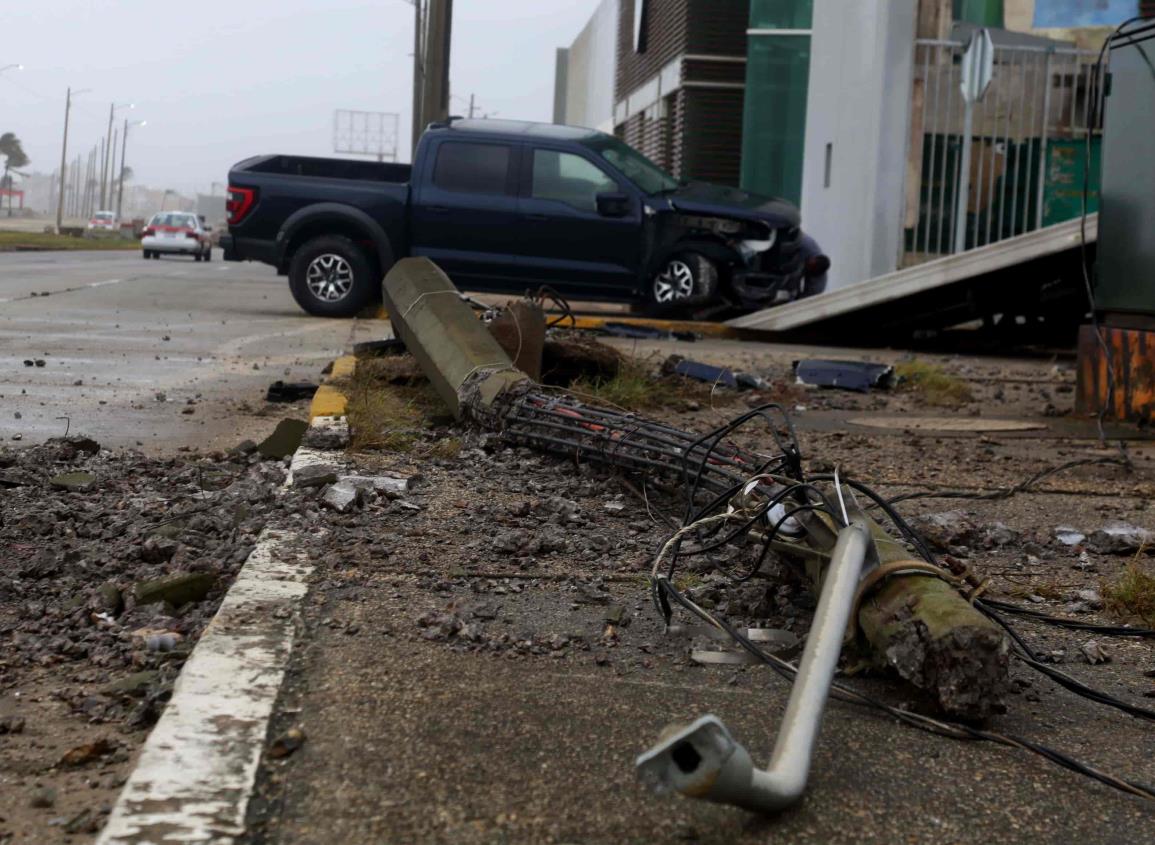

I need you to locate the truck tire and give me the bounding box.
[648,252,719,311]
[288,235,376,317]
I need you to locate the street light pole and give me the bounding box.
[116,119,145,222]
[102,102,132,209]
[56,87,74,232]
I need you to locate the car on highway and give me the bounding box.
[87,210,117,232]
[141,212,213,261]
[221,118,829,318]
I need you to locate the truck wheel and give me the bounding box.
[288,235,375,317]
[649,253,718,309]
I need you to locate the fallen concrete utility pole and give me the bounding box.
[382,257,1009,721]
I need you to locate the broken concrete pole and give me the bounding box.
[257,419,308,459]
[382,257,529,419]
[134,572,216,608]
[857,575,1009,720]
[386,258,1009,719]
[487,299,546,381]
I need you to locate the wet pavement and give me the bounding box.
[0,250,382,452]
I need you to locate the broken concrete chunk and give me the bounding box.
[303,417,350,450]
[50,471,96,492]
[338,473,412,497]
[257,418,308,459]
[1055,526,1086,547]
[1088,522,1154,555]
[292,463,339,488]
[134,572,216,608]
[229,439,258,456]
[321,480,364,512]
[102,670,160,698]
[1081,640,1111,664]
[908,511,978,552]
[97,582,124,615]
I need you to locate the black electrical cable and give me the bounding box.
[980,597,1155,637]
[884,456,1130,505]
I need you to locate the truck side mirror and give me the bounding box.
[596,192,630,218]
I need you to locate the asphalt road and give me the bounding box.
[0,249,382,452]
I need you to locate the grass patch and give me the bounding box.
[0,231,138,252]
[1104,560,1155,627]
[571,354,738,413]
[342,356,451,454]
[895,360,974,407]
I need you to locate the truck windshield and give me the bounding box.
[582,135,680,195]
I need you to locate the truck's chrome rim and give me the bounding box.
[654,259,695,303]
[306,254,354,302]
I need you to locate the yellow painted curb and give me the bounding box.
[309,354,357,420]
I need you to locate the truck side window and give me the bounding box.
[432,142,511,195]
[531,150,617,213]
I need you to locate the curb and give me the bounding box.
[369,304,740,339]
[96,362,355,845]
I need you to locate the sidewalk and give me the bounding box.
[240,374,1155,845]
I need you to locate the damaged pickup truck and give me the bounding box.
[221,118,829,318]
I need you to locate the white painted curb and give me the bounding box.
[96,428,346,844]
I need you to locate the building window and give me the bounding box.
[634,0,648,53]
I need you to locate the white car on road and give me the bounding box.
[141,212,213,261]
[87,210,117,231]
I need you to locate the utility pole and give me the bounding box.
[98,136,106,208]
[110,127,118,212]
[102,102,132,210]
[117,119,145,222]
[421,0,453,126]
[55,87,73,231]
[468,92,475,119]
[411,0,425,156]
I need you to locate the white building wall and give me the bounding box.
[800,0,917,289]
[559,0,619,132]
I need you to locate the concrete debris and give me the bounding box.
[908,511,978,552]
[541,335,622,386]
[303,416,350,450]
[321,480,364,513]
[487,299,546,381]
[29,787,56,808]
[257,418,308,459]
[1087,522,1154,555]
[1055,526,1087,546]
[292,463,339,488]
[339,473,413,497]
[0,715,26,734]
[134,572,217,608]
[1081,640,1111,664]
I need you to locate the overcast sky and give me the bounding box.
[0,0,600,195]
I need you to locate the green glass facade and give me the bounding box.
[953,0,1004,27]
[740,1,812,204]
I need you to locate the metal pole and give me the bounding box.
[1035,50,1054,230]
[422,0,452,125]
[468,92,475,119]
[102,102,115,208]
[116,118,129,222]
[411,0,424,156]
[55,87,72,232]
[954,101,974,253]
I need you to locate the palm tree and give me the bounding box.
[0,133,30,217]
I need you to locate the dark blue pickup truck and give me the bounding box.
[221,118,828,318]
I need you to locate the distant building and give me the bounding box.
[554,0,619,132]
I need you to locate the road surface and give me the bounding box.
[0,249,383,452]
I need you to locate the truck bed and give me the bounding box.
[237,154,411,183]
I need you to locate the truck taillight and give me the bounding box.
[186,230,200,239]
[226,186,256,225]
[143,227,155,237]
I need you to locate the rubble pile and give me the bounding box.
[0,436,288,727]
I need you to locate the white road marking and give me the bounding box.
[87,278,123,288]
